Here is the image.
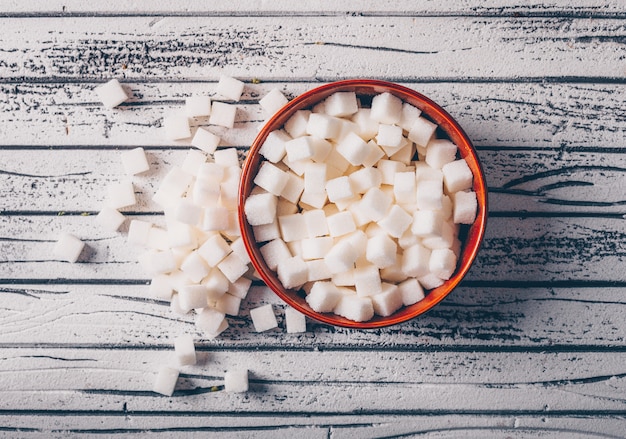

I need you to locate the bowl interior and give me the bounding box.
[239,79,488,329]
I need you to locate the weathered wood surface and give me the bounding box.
[1,3,625,437]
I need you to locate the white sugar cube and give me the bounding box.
[306,259,332,282]
[285,136,316,162]
[201,206,228,231]
[351,108,380,140]
[334,295,374,322]
[349,167,382,194]
[376,124,403,148]
[178,285,208,312]
[389,141,414,165]
[324,91,358,117]
[153,366,179,396]
[303,162,327,194]
[336,132,370,166]
[278,213,309,242]
[203,268,230,301]
[209,101,237,128]
[180,251,210,283]
[411,210,444,238]
[260,129,290,163]
[253,220,281,243]
[366,234,397,269]
[354,264,383,297]
[419,273,445,290]
[169,294,187,315]
[95,79,128,109]
[370,92,402,124]
[217,252,249,283]
[324,148,351,174]
[106,181,136,209]
[196,307,226,335]
[310,137,333,163]
[259,88,289,117]
[408,117,437,147]
[282,155,311,176]
[229,237,251,265]
[150,250,178,274]
[416,179,444,211]
[214,148,240,168]
[284,110,311,138]
[216,75,245,101]
[285,307,307,333]
[174,334,197,366]
[244,193,277,226]
[301,236,334,260]
[228,276,252,299]
[159,166,194,199]
[325,176,354,203]
[377,159,406,185]
[128,219,153,247]
[219,180,239,211]
[149,274,174,300]
[53,233,85,263]
[378,204,413,238]
[324,241,358,274]
[277,256,308,289]
[399,102,422,131]
[260,238,292,270]
[453,190,478,224]
[191,180,220,208]
[147,227,170,251]
[250,304,278,332]
[398,278,425,305]
[380,264,409,283]
[197,234,232,266]
[426,139,458,169]
[394,171,417,205]
[163,112,192,140]
[191,128,221,154]
[306,281,343,312]
[96,207,126,232]
[326,211,356,238]
[174,199,203,226]
[280,172,305,204]
[442,159,473,193]
[359,187,392,222]
[422,220,456,250]
[224,369,249,392]
[401,243,431,278]
[371,283,403,317]
[215,293,242,316]
[302,209,329,237]
[121,147,150,175]
[185,96,211,117]
[429,248,458,280]
[332,270,355,286]
[306,113,342,139]
[254,162,290,196]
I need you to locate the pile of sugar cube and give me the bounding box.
[245,90,478,322]
[85,76,308,396]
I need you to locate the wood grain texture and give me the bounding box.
[2,82,626,149]
[1,17,625,81]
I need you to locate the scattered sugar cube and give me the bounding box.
[196,307,226,335]
[277,256,309,289]
[149,249,178,275]
[178,285,209,312]
[217,252,249,283]
[95,79,129,109]
[174,199,202,226]
[244,193,278,226]
[371,283,403,316]
[149,274,174,301]
[305,281,343,313]
[285,307,307,333]
[224,369,249,392]
[127,219,153,247]
[180,251,210,283]
[259,88,289,117]
[53,232,85,263]
[228,276,252,299]
[216,75,245,101]
[215,293,242,316]
[163,112,192,140]
[334,294,374,322]
[203,267,230,301]
[174,334,197,366]
[230,238,251,265]
[209,101,237,128]
[197,234,232,266]
[96,207,126,232]
[185,96,211,117]
[147,226,170,251]
[370,92,402,124]
[153,366,179,396]
[158,166,194,199]
[398,277,425,306]
[191,127,221,154]
[408,117,437,147]
[453,190,478,224]
[106,181,136,209]
[250,304,278,332]
[121,147,150,175]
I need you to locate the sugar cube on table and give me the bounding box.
[153,366,179,396]
[127,219,153,247]
[203,268,230,301]
[202,206,229,231]
[250,304,278,332]
[259,88,289,117]
[217,252,249,283]
[185,96,211,118]
[215,293,242,316]
[196,307,226,335]
[149,250,178,275]
[53,233,85,263]
[442,159,473,193]
[149,274,174,301]
[209,101,237,128]
[224,369,249,392]
[147,227,170,251]
[95,207,126,232]
[277,256,309,289]
[333,294,374,322]
[180,251,210,283]
[174,334,197,366]
[197,234,232,266]
[453,190,478,224]
[305,281,343,312]
[178,285,209,312]
[370,92,402,124]
[191,127,221,154]
[106,181,136,209]
[95,79,129,109]
[174,199,203,226]
[215,75,245,101]
[285,306,307,333]
[163,112,192,140]
[120,147,150,175]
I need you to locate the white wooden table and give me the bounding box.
[2,1,626,437]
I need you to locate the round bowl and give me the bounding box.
[239,79,487,329]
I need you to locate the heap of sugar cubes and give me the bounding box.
[92,75,307,395]
[245,90,478,322]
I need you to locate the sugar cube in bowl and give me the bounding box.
[238,79,488,329]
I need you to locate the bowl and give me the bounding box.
[239,79,488,329]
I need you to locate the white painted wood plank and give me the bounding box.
[0,17,624,81]
[1,284,625,347]
[2,82,624,149]
[3,0,624,16]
